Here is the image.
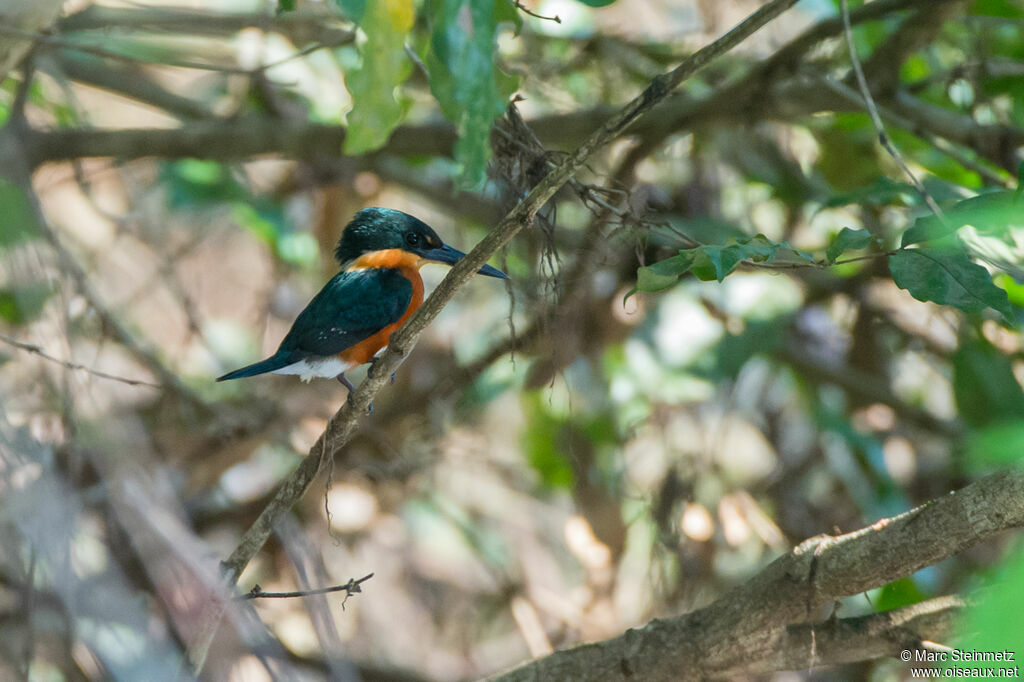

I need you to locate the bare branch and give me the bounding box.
[218,0,802,588]
[511,1,561,24]
[238,573,374,604]
[25,120,350,167]
[490,469,1024,681]
[58,5,354,48]
[840,0,944,220]
[0,332,162,388]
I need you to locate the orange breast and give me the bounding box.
[338,249,425,366]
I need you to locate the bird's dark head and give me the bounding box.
[335,208,508,279]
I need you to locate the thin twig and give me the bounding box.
[821,78,1013,189]
[238,573,374,605]
[840,0,944,221]
[512,0,561,24]
[0,333,162,388]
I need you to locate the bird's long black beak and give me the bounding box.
[421,244,509,279]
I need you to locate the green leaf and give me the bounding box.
[689,235,791,282]
[424,0,519,188]
[0,282,55,324]
[636,235,814,291]
[826,227,874,263]
[162,160,246,208]
[276,0,296,13]
[823,178,917,209]
[0,179,40,249]
[971,0,1024,18]
[338,0,415,155]
[902,190,1023,246]
[953,336,1024,428]
[874,577,926,612]
[888,248,1014,320]
[523,394,574,490]
[690,243,746,281]
[966,420,1024,470]
[231,203,281,246]
[575,0,617,6]
[955,546,1024,668]
[635,252,695,292]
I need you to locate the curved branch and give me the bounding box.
[490,469,1024,681]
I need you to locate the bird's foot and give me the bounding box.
[337,373,374,414]
[336,373,356,393]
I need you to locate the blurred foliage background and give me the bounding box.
[1,0,1023,679]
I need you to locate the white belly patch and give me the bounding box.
[273,357,355,382]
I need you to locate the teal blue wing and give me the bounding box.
[279,268,412,358]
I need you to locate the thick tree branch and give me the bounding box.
[490,469,1024,681]
[25,120,350,167]
[46,54,215,120]
[58,5,355,48]
[737,595,963,676]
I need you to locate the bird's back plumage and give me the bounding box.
[216,266,414,382]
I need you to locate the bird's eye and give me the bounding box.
[405,232,420,246]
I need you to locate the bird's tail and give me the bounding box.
[216,351,297,381]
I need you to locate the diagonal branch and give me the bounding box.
[219,0,802,587]
[183,0,804,674]
[489,468,1024,681]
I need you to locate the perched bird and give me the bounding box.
[217,207,508,390]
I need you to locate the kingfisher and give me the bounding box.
[216,207,508,390]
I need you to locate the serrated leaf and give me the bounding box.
[424,0,519,188]
[902,190,1023,246]
[636,252,695,292]
[826,227,873,262]
[0,179,40,249]
[338,0,415,155]
[889,248,1014,320]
